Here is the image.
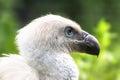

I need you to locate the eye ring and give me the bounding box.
[64,26,75,38]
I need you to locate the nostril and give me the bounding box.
[82,30,89,40]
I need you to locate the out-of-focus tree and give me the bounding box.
[0,0,19,55]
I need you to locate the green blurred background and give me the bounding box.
[0,0,120,80]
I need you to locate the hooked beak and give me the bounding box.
[79,30,100,56]
[72,30,100,56]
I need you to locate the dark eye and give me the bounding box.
[64,27,75,38]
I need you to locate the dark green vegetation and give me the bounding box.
[0,0,120,80]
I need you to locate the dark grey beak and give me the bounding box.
[72,30,100,56]
[79,30,100,56]
[83,34,100,55]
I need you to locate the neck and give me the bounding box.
[21,49,79,80]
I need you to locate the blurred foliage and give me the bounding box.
[0,0,18,55]
[0,0,120,80]
[0,13,17,55]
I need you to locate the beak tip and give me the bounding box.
[93,46,100,56]
[85,34,100,56]
[86,45,100,56]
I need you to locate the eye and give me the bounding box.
[64,27,75,38]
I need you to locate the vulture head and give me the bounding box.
[15,14,100,80]
[16,14,100,56]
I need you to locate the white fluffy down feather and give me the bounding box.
[0,14,100,80]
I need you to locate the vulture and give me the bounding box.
[0,14,100,80]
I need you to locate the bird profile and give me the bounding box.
[0,14,100,80]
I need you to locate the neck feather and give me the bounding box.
[21,50,79,80]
